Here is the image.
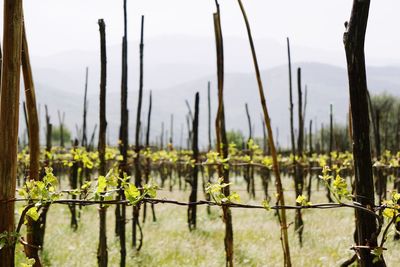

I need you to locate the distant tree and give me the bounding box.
[370,92,400,152]
[226,130,245,149]
[51,125,71,145]
[316,123,350,152]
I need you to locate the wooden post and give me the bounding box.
[237,1,291,265]
[21,19,42,266]
[133,15,145,251]
[22,102,30,139]
[343,0,385,265]
[326,105,334,202]
[295,67,304,246]
[142,91,156,223]
[169,114,174,145]
[116,0,128,265]
[307,120,313,202]
[188,92,200,230]
[82,67,89,147]
[213,2,234,265]
[245,103,252,140]
[0,2,23,258]
[287,38,296,156]
[97,18,108,267]
[58,111,65,147]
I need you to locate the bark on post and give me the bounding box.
[68,139,79,231]
[343,1,385,265]
[237,1,291,265]
[244,103,255,198]
[23,102,30,139]
[97,18,108,267]
[45,106,52,153]
[116,0,129,265]
[261,117,268,155]
[245,103,252,140]
[133,15,144,251]
[307,120,313,202]
[142,91,156,223]
[21,20,42,266]
[0,1,23,264]
[287,37,296,157]
[295,67,304,246]
[169,114,174,145]
[325,104,334,202]
[188,92,200,230]
[213,2,234,265]
[57,111,65,147]
[82,67,89,148]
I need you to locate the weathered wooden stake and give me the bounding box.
[237,1,291,265]
[188,92,200,230]
[133,15,145,251]
[97,18,108,267]
[343,0,385,265]
[213,2,234,265]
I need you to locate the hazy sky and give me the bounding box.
[11,0,400,65]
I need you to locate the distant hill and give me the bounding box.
[26,61,400,148]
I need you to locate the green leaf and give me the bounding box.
[227,192,240,203]
[20,257,36,267]
[262,200,271,211]
[124,184,140,204]
[296,195,311,207]
[97,176,107,194]
[26,207,39,221]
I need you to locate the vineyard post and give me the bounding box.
[307,120,313,202]
[68,139,79,230]
[295,67,304,246]
[343,0,385,265]
[142,91,156,223]
[185,99,194,149]
[326,105,334,202]
[57,111,65,147]
[206,82,212,214]
[245,103,252,140]
[133,15,145,251]
[45,106,52,153]
[236,1,291,265]
[97,18,108,267]
[188,92,200,230]
[170,114,174,145]
[0,1,23,265]
[320,123,325,154]
[21,19,42,266]
[160,122,164,149]
[245,103,255,198]
[82,67,89,148]
[23,102,30,139]
[116,0,129,265]
[261,117,267,155]
[213,1,234,265]
[287,38,296,157]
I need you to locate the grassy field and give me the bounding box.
[15,175,400,266]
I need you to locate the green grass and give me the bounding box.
[15,175,400,266]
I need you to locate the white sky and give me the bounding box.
[13,0,400,64]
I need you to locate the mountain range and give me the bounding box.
[22,35,400,148]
